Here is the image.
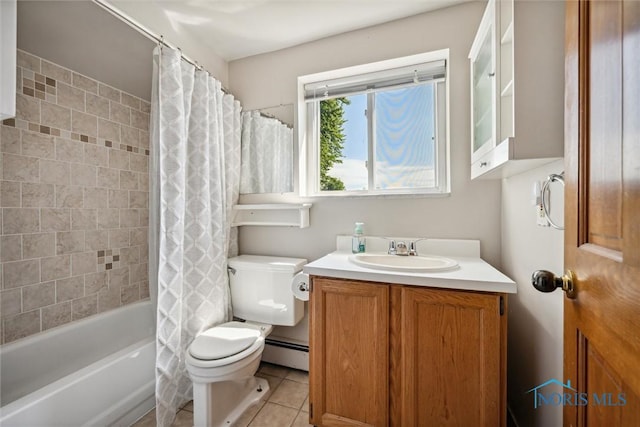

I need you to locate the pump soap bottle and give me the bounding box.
[352,222,366,254]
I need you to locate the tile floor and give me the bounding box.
[132,362,311,427]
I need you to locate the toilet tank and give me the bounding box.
[228,255,307,326]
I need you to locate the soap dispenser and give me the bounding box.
[352,222,366,254]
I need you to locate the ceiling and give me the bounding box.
[107,0,469,61]
[17,0,470,100]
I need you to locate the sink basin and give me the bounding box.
[349,253,459,272]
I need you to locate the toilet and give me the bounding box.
[185,255,307,427]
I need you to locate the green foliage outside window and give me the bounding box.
[320,98,350,191]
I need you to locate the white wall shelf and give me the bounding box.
[232,203,312,228]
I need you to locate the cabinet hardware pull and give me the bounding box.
[480,161,488,167]
[488,72,495,77]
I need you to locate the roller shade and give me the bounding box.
[304,59,446,101]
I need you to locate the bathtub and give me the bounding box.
[0,301,156,426]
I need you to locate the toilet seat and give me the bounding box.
[186,321,271,369]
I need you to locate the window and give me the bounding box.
[298,50,450,196]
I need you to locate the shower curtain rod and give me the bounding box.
[92,0,230,94]
[257,111,293,129]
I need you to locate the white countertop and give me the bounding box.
[303,237,516,294]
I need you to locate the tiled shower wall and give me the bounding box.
[0,50,150,344]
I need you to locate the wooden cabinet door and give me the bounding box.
[309,277,389,427]
[391,286,505,427]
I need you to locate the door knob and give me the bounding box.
[531,270,576,299]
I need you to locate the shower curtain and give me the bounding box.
[240,110,293,193]
[149,46,241,427]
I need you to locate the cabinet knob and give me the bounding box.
[488,72,495,77]
[531,270,576,299]
[480,161,488,167]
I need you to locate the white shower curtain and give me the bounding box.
[240,111,293,193]
[149,46,241,427]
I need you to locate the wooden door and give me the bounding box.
[564,0,640,425]
[308,277,389,427]
[390,286,505,427]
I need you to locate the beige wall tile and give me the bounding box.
[120,125,139,147]
[108,266,129,288]
[16,94,40,123]
[137,173,148,191]
[138,243,148,261]
[42,301,72,330]
[130,262,148,283]
[71,251,96,276]
[71,164,97,187]
[97,284,119,312]
[131,110,150,131]
[129,191,148,209]
[119,246,140,266]
[140,209,149,226]
[130,227,147,246]
[110,102,130,126]
[97,209,119,229]
[1,288,22,317]
[55,138,84,163]
[140,101,151,115]
[121,284,139,305]
[84,188,107,209]
[120,93,141,111]
[1,181,21,207]
[72,294,98,320]
[56,276,84,302]
[3,154,39,182]
[56,230,85,254]
[139,130,149,149]
[71,209,97,230]
[41,208,70,232]
[40,159,70,185]
[108,229,129,249]
[22,281,55,311]
[3,208,40,234]
[1,235,22,262]
[57,83,85,112]
[98,84,121,103]
[55,185,83,208]
[23,232,55,259]
[108,189,128,208]
[139,280,150,299]
[17,50,41,73]
[1,125,21,154]
[71,111,97,136]
[119,209,139,228]
[72,73,98,94]
[22,131,55,159]
[85,93,110,119]
[129,153,148,173]
[119,170,138,190]
[3,259,40,288]
[85,271,107,294]
[3,310,40,343]
[109,150,129,170]
[41,254,71,282]
[98,118,120,142]
[83,144,108,167]
[41,101,71,130]
[85,230,108,250]
[41,60,72,84]
[97,167,119,189]
[22,183,55,207]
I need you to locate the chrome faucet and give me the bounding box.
[408,241,418,256]
[395,241,409,256]
[388,239,419,256]
[388,240,397,255]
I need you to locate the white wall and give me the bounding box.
[229,2,502,269]
[502,160,565,427]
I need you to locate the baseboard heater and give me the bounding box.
[262,338,309,371]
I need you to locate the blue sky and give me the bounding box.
[328,84,436,190]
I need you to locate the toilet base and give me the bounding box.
[192,376,269,427]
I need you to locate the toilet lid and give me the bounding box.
[189,322,261,360]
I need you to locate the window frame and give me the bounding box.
[297,49,451,197]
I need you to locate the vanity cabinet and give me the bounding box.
[469,0,564,179]
[308,276,507,427]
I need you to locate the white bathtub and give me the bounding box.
[0,301,156,427]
